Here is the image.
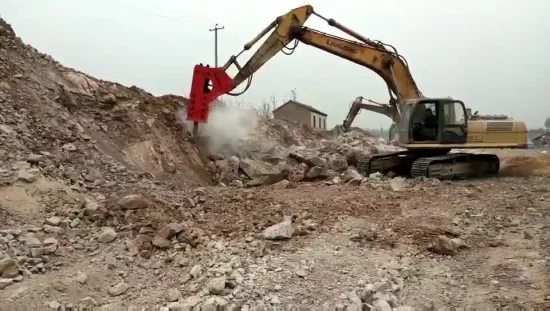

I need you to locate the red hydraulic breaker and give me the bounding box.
[186,64,233,138]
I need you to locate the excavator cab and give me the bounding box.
[399,98,468,146]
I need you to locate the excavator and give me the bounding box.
[186,5,529,179]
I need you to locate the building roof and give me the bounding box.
[273,100,328,117]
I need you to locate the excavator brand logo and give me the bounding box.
[326,39,357,54]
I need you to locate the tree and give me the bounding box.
[545,117,550,130]
[232,99,252,110]
[290,88,297,101]
[256,99,273,118]
[269,94,278,111]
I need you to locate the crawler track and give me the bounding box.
[356,151,414,176]
[410,153,500,179]
[357,151,500,179]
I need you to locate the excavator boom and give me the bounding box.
[297,28,420,100]
[187,5,422,135]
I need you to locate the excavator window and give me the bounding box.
[407,100,468,144]
[440,101,467,144]
[411,103,438,141]
[424,108,437,129]
[443,104,454,123]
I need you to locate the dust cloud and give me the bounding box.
[177,102,258,156]
[498,152,550,176]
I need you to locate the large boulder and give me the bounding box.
[328,154,348,172]
[288,162,308,182]
[341,167,363,183]
[239,159,287,186]
[305,166,330,180]
[62,72,99,96]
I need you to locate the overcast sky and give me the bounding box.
[2,0,548,129]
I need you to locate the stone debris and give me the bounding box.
[108,282,130,297]
[151,235,171,249]
[75,272,88,284]
[206,275,227,295]
[389,177,407,191]
[373,298,393,311]
[16,169,36,183]
[0,256,18,278]
[98,227,118,243]
[428,235,470,256]
[166,288,180,302]
[262,214,294,240]
[205,118,403,187]
[117,194,149,210]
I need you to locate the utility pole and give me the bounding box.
[209,23,224,67]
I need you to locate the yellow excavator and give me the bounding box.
[187,5,528,179]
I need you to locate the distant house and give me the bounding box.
[272,100,328,130]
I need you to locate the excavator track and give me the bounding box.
[357,151,500,180]
[410,153,500,179]
[356,151,415,176]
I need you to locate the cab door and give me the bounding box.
[437,100,468,144]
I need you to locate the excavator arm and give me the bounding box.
[187,5,422,136]
[343,97,393,131]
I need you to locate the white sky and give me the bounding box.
[2,0,548,129]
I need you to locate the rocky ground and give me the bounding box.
[1,17,550,311]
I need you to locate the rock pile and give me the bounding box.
[0,17,209,191]
[207,128,403,188]
[0,16,213,294]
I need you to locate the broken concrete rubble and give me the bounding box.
[208,128,403,187]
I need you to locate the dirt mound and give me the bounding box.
[0,19,210,190]
[0,17,228,307]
